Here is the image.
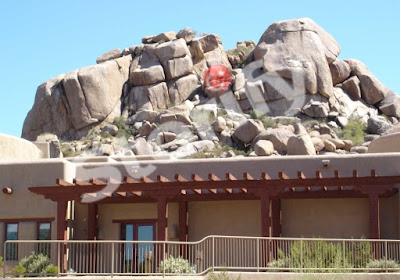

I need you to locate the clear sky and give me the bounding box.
[0,0,399,137]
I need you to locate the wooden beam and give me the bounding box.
[353,170,358,177]
[207,189,217,194]
[334,170,340,178]
[124,176,138,184]
[371,170,376,177]
[56,179,74,187]
[73,179,92,186]
[108,177,122,185]
[192,174,203,182]
[129,191,141,196]
[279,172,289,179]
[262,172,271,180]
[226,173,237,181]
[191,189,202,195]
[90,178,105,185]
[297,172,305,179]
[2,187,12,194]
[209,174,221,181]
[157,175,169,183]
[316,171,322,179]
[141,176,153,183]
[223,188,233,194]
[244,173,254,180]
[175,174,187,182]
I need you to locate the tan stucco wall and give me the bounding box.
[188,200,261,241]
[0,159,75,256]
[282,198,370,238]
[97,203,158,240]
[380,193,400,239]
[0,134,43,160]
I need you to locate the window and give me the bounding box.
[38,222,51,256]
[6,223,18,260]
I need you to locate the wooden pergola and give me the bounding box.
[29,169,399,241]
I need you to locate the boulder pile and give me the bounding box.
[22,18,400,158]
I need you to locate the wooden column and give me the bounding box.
[260,193,271,237]
[157,197,168,241]
[178,201,188,242]
[88,204,98,240]
[369,193,380,239]
[271,198,281,237]
[57,201,68,240]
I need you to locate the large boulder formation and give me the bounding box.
[21,18,400,158]
[254,18,340,98]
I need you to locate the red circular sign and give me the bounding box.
[203,65,232,94]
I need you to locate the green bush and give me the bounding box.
[0,256,3,266]
[209,270,241,280]
[187,144,251,159]
[366,259,400,272]
[341,121,366,146]
[13,252,57,277]
[113,116,136,139]
[157,256,195,274]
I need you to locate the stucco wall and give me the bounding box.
[380,193,400,239]
[188,200,261,241]
[0,159,75,257]
[282,198,370,238]
[368,133,400,153]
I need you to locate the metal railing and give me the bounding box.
[2,236,400,277]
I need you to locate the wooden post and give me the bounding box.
[157,197,168,241]
[178,201,188,242]
[57,201,68,240]
[179,201,188,258]
[271,198,281,237]
[261,193,271,237]
[369,193,380,239]
[88,204,98,240]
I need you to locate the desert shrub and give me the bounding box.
[13,252,57,277]
[341,121,367,146]
[366,259,400,272]
[267,239,350,273]
[113,116,136,139]
[187,144,251,159]
[60,143,75,157]
[157,256,195,274]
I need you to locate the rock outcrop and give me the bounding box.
[21,18,400,158]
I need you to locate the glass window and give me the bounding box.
[6,223,18,260]
[38,222,51,256]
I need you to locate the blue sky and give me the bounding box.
[0,0,399,137]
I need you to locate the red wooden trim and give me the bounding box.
[334,170,340,178]
[244,173,254,180]
[158,175,169,182]
[178,201,188,242]
[271,198,281,237]
[175,174,187,182]
[2,187,12,194]
[87,204,97,240]
[226,173,237,181]
[73,179,91,186]
[124,176,138,184]
[0,217,55,223]
[157,197,168,241]
[209,174,221,181]
[353,170,358,177]
[262,172,271,180]
[369,193,380,239]
[192,174,203,182]
[141,177,153,183]
[260,193,270,237]
[297,172,305,179]
[90,178,105,185]
[56,201,68,240]
[56,179,74,187]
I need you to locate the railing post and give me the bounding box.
[163,242,166,278]
[300,239,303,272]
[343,240,346,269]
[111,242,114,278]
[256,238,260,272]
[212,236,215,272]
[57,242,60,278]
[385,241,388,273]
[3,241,6,278]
